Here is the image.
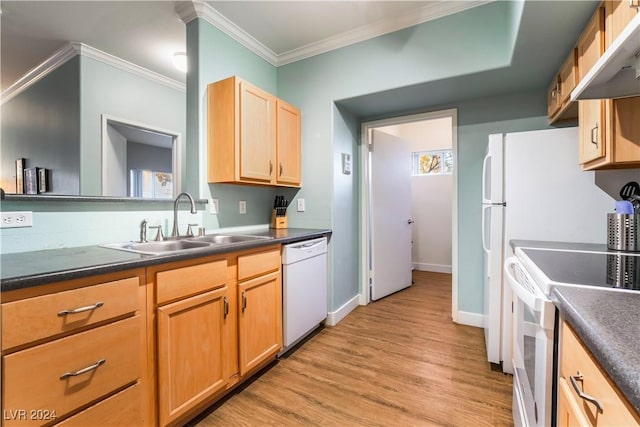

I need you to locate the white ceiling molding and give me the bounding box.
[277,0,493,66]
[176,0,279,66]
[74,43,186,92]
[2,42,185,105]
[1,43,76,104]
[177,0,493,67]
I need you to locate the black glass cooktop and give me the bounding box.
[521,248,640,290]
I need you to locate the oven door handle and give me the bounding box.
[504,257,546,312]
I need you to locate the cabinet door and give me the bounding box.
[559,48,578,107]
[557,377,590,427]
[276,99,301,186]
[157,287,229,426]
[577,6,605,81]
[547,76,561,119]
[238,271,282,376]
[605,0,639,48]
[579,100,606,164]
[612,96,640,164]
[239,81,276,183]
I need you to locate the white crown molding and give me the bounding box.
[74,43,185,92]
[278,0,493,66]
[2,42,185,104]
[177,0,492,67]
[177,0,279,66]
[1,43,77,104]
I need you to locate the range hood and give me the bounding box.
[571,12,640,100]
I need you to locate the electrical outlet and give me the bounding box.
[297,198,305,212]
[210,198,219,214]
[239,200,246,214]
[1,211,33,228]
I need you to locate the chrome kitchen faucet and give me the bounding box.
[171,192,197,237]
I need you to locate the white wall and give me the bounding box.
[382,117,453,273]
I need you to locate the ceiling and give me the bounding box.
[1,0,486,92]
[1,0,599,111]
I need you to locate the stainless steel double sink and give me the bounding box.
[101,234,272,255]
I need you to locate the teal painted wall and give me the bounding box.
[187,19,289,231]
[454,91,550,313]
[1,54,188,254]
[331,105,361,310]
[0,2,582,320]
[276,1,523,313]
[79,56,186,196]
[1,57,80,195]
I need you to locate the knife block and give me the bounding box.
[270,210,288,229]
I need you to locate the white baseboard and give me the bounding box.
[326,294,360,326]
[455,311,484,328]
[413,262,452,274]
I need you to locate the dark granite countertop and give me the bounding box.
[1,228,331,292]
[551,286,640,414]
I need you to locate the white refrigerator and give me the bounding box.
[482,127,614,374]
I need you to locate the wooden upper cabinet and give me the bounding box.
[577,6,605,82]
[558,49,579,109]
[239,81,276,183]
[208,76,301,187]
[605,0,639,48]
[276,99,302,186]
[548,48,579,123]
[547,76,561,119]
[579,99,606,164]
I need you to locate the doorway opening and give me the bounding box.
[101,114,182,199]
[359,109,459,320]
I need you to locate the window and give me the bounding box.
[411,150,453,176]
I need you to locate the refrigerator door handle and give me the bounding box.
[481,205,491,254]
[482,152,491,204]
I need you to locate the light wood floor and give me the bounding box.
[191,271,513,426]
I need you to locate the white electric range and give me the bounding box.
[505,245,640,427]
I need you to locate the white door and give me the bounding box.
[370,129,413,301]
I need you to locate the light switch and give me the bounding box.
[342,153,352,175]
[297,199,305,212]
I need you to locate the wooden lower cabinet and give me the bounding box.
[238,271,282,375]
[156,287,230,426]
[55,383,143,427]
[558,377,590,427]
[151,245,282,426]
[0,269,148,427]
[1,245,285,427]
[558,322,640,426]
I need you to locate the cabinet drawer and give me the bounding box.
[2,277,139,350]
[3,316,140,426]
[54,383,142,427]
[237,248,280,281]
[561,324,640,426]
[156,259,227,304]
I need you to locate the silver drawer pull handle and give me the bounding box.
[57,301,104,317]
[570,372,604,414]
[60,359,106,380]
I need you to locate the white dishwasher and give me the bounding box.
[281,237,328,353]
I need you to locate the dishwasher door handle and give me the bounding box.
[290,240,325,250]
